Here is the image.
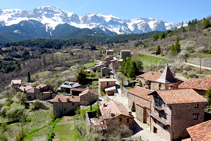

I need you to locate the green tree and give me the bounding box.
[205,87,211,106]
[171,36,181,54]
[77,68,88,85]
[15,92,27,105]
[155,45,161,55]
[203,19,211,29]
[27,72,31,82]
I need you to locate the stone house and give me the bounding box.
[106,50,114,55]
[149,89,208,140]
[103,56,114,67]
[120,50,130,58]
[127,86,154,124]
[183,120,211,141]
[101,67,110,77]
[71,88,86,96]
[179,75,211,96]
[96,64,104,72]
[98,78,116,95]
[11,79,21,89]
[58,81,83,93]
[79,89,98,105]
[136,64,179,91]
[16,85,35,100]
[51,95,80,118]
[109,57,122,71]
[100,100,134,129]
[34,84,53,100]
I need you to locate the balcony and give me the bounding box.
[154,105,164,112]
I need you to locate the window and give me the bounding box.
[107,82,108,85]
[127,119,129,123]
[72,103,74,106]
[119,118,122,122]
[64,108,66,111]
[194,103,198,108]
[193,114,198,120]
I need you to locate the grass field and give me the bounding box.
[138,54,167,67]
[83,62,96,68]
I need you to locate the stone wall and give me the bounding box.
[187,58,211,67]
[80,92,98,105]
[53,102,80,118]
[85,111,96,131]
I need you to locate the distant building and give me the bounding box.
[106,50,114,56]
[149,89,208,140]
[11,79,21,89]
[52,95,80,118]
[79,88,98,105]
[34,84,53,100]
[183,120,211,141]
[98,78,116,95]
[101,67,111,77]
[16,85,35,100]
[100,101,134,129]
[58,81,84,93]
[120,50,130,58]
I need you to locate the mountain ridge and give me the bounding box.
[0,6,187,36]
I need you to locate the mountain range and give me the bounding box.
[0,6,187,44]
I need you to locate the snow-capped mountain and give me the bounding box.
[0,6,187,35]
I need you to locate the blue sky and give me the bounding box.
[0,0,210,23]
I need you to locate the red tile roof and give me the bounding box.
[26,88,35,93]
[136,71,162,81]
[194,75,211,90]
[100,101,133,120]
[179,75,211,91]
[156,89,208,105]
[70,77,78,82]
[187,120,211,141]
[79,88,98,96]
[128,86,153,101]
[178,79,202,89]
[71,88,86,92]
[19,85,33,92]
[51,95,80,103]
[35,84,47,89]
[11,80,21,85]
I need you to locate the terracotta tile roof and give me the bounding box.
[182,138,192,141]
[71,88,86,92]
[178,79,202,89]
[70,77,77,82]
[194,75,211,90]
[51,95,80,103]
[79,88,98,96]
[26,88,35,93]
[11,80,21,85]
[128,86,153,101]
[156,89,208,105]
[156,64,177,83]
[136,71,162,81]
[187,120,211,141]
[136,100,151,109]
[100,101,133,120]
[121,50,130,52]
[35,84,47,89]
[19,85,33,92]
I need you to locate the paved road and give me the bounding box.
[184,62,211,71]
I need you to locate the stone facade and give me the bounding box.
[101,67,110,77]
[34,85,53,100]
[150,94,207,140]
[80,90,98,105]
[120,50,130,58]
[106,50,114,56]
[53,102,80,118]
[98,79,116,94]
[128,91,151,124]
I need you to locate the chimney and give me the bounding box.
[58,97,60,101]
[110,112,115,117]
[103,103,106,107]
[72,95,74,98]
[129,111,132,116]
[67,98,69,102]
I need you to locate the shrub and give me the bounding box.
[155,45,161,55]
[29,100,40,111]
[161,53,165,56]
[6,102,25,120]
[25,117,32,122]
[138,80,143,87]
[100,91,105,96]
[80,109,88,119]
[1,122,7,131]
[0,134,7,141]
[75,107,80,115]
[0,106,8,117]
[50,111,55,122]
[15,130,27,141]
